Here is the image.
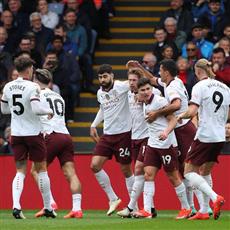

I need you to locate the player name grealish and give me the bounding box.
[9,85,26,91]
[43,92,57,97]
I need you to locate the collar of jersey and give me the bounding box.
[145,93,154,105]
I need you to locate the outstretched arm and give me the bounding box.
[177,104,199,123]
[126,60,158,86]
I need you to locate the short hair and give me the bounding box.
[35,68,52,84]
[127,68,144,79]
[154,26,166,33]
[164,17,177,26]
[97,64,113,75]
[64,8,76,16]
[14,56,34,72]
[160,59,178,77]
[30,12,41,22]
[51,35,63,43]
[137,77,151,89]
[45,49,58,56]
[212,47,226,57]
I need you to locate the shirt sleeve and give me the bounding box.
[190,84,202,106]
[30,84,41,102]
[166,86,181,103]
[1,87,10,114]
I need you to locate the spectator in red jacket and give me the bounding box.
[212,47,230,86]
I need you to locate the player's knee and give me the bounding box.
[90,162,101,173]
[134,164,144,176]
[167,172,181,187]
[120,164,132,177]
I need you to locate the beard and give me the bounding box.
[101,79,113,91]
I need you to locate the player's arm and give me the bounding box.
[146,98,181,123]
[1,91,10,114]
[90,107,104,143]
[0,98,10,114]
[30,99,53,116]
[126,60,158,86]
[176,103,199,122]
[159,113,177,141]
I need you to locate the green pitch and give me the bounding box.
[0,210,229,230]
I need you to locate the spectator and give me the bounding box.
[141,52,159,76]
[0,29,13,87]
[65,0,96,55]
[182,23,214,59]
[217,37,230,63]
[177,56,197,98]
[223,23,230,40]
[37,0,59,29]
[0,126,13,155]
[164,17,187,51]
[152,26,179,62]
[161,44,177,61]
[159,0,194,35]
[29,12,54,56]
[47,23,78,57]
[0,10,20,53]
[211,47,230,85]
[182,41,201,69]
[63,8,97,93]
[7,0,30,34]
[48,0,65,16]
[16,35,43,68]
[198,0,226,42]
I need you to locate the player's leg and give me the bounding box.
[166,169,191,219]
[10,136,27,219]
[161,147,191,219]
[120,163,134,198]
[12,160,27,219]
[31,162,57,213]
[62,161,83,218]
[199,163,213,216]
[175,121,197,214]
[91,155,120,215]
[33,160,56,217]
[184,141,225,220]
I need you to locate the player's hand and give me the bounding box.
[159,131,168,141]
[145,111,158,123]
[176,114,183,124]
[126,60,141,69]
[47,112,54,120]
[225,123,230,142]
[90,127,100,143]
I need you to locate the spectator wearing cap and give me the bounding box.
[152,26,179,62]
[37,0,59,29]
[197,0,226,42]
[159,0,194,35]
[211,47,230,86]
[29,12,54,56]
[164,17,187,51]
[182,23,214,59]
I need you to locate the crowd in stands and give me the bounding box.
[0,0,115,152]
[0,0,230,153]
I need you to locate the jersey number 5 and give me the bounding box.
[13,94,24,115]
[212,91,223,113]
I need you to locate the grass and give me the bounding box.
[0,210,230,230]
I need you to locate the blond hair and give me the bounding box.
[195,58,215,78]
